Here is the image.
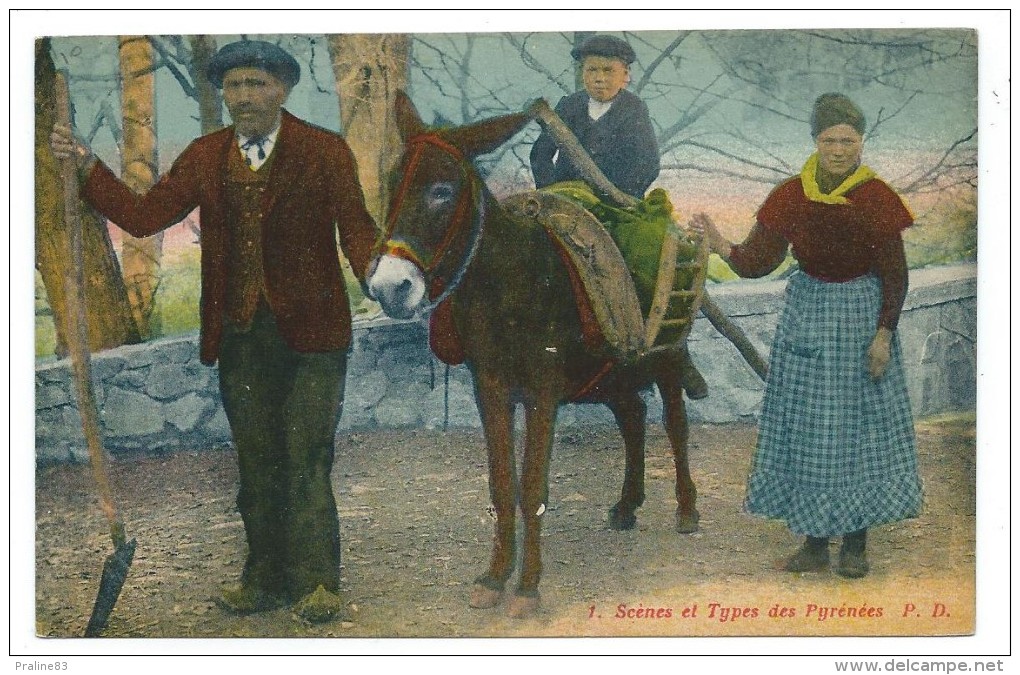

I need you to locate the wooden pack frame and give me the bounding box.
[502,190,708,360]
[525,100,710,360]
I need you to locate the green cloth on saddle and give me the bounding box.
[541,182,699,334]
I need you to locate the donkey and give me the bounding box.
[367,93,700,618]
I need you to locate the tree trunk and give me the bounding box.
[118,35,162,339]
[327,34,411,225]
[188,35,224,135]
[35,38,140,357]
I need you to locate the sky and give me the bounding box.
[50,27,977,201]
[9,8,1013,664]
[45,24,979,251]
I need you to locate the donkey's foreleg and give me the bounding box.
[470,371,517,609]
[607,392,648,530]
[510,390,559,618]
[659,372,699,533]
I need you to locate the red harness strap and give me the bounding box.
[382,133,473,275]
[429,278,466,366]
[546,231,616,401]
[570,360,616,401]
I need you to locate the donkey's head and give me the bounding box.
[366,91,532,320]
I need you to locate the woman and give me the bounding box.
[691,93,923,579]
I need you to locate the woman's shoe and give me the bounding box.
[783,538,830,572]
[836,548,870,578]
[836,529,869,578]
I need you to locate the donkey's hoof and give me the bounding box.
[608,504,637,531]
[508,593,540,619]
[675,507,700,534]
[469,584,503,609]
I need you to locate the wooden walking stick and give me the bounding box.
[529,99,768,380]
[53,70,137,637]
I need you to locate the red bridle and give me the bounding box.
[377,132,486,311]
[381,133,476,276]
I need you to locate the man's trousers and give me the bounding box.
[218,306,347,601]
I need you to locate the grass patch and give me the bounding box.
[156,245,201,338]
[35,270,58,359]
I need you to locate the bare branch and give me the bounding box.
[630,31,688,94]
[147,36,197,100]
[503,32,573,97]
[655,74,728,144]
[413,34,522,123]
[899,127,978,194]
[866,91,919,140]
[660,162,782,186]
[289,35,334,95]
[86,96,122,146]
[668,138,793,178]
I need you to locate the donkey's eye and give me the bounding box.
[426,182,456,209]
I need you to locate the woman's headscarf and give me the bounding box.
[810,93,866,138]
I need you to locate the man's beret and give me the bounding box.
[570,34,636,65]
[207,40,301,89]
[810,93,866,138]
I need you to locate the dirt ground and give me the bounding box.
[34,414,975,640]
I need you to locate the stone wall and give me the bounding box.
[34,264,977,464]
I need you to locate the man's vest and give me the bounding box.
[225,143,276,329]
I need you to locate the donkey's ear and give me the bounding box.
[446,112,533,159]
[394,90,427,141]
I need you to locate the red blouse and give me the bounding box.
[728,176,912,329]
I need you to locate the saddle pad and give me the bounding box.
[539,183,706,351]
[502,191,646,357]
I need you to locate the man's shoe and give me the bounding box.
[293,585,351,624]
[216,583,286,615]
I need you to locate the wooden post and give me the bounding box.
[55,71,126,549]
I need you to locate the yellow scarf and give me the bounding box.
[800,153,876,205]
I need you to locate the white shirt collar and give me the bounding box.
[237,121,281,151]
[587,98,614,122]
[237,120,281,170]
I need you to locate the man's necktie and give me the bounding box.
[241,137,267,169]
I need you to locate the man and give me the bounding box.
[530,34,707,399]
[530,34,660,200]
[52,40,378,622]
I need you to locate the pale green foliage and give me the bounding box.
[155,245,201,338]
[904,197,978,268]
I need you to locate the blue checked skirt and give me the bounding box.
[744,272,923,537]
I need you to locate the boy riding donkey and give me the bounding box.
[530,34,709,397]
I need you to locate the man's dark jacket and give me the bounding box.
[82,110,378,365]
[530,89,660,199]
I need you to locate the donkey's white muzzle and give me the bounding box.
[366,255,428,320]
